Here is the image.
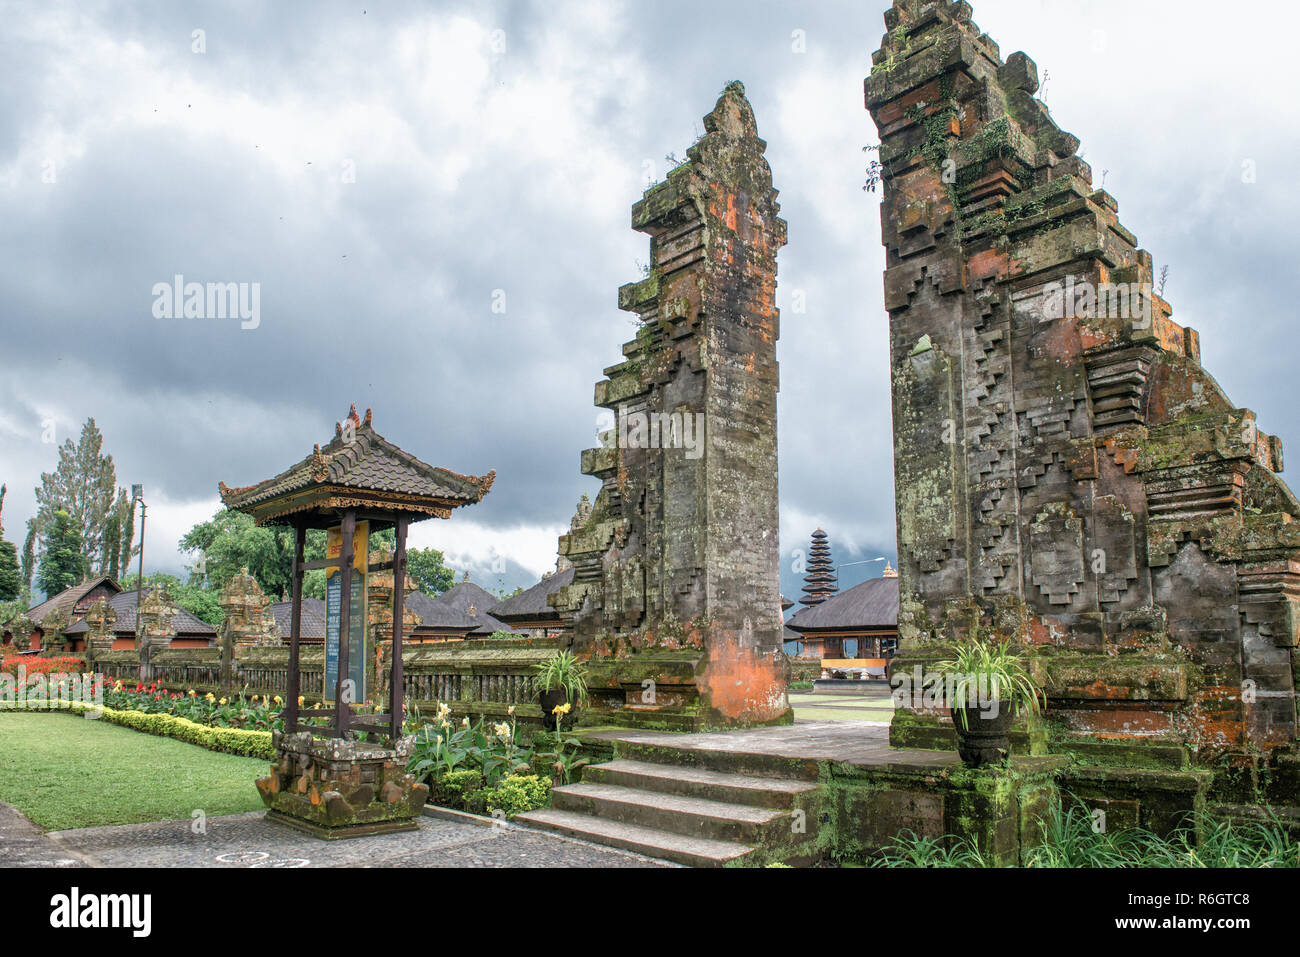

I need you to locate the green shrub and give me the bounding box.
[480,774,551,819]
[431,769,485,811]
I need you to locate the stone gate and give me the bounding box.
[553,82,791,731]
[867,0,1299,821]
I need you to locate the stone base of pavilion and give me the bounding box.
[255,731,429,841]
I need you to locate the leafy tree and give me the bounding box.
[0,540,19,602]
[20,526,35,592]
[121,572,224,627]
[0,485,20,602]
[101,489,134,580]
[180,510,409,603]
[407,547,455,596]
[181,509,302,599]
[31,418,134,578]
[36,510,84,597]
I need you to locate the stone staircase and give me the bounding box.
[515,754,819,867]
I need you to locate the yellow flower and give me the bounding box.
[205,693,215,703]
[552,702,572,716]
[189,689,196,697]
[298,696,305,707]
[273,695,283,705]
[507,705,516,717]
[493,722,511,740]
[219,698,227,706]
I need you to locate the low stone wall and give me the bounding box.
[87,636,561,726]
[787,660,822,684]
[397,637,559,725]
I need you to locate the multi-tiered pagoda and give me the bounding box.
[799,529,838,608]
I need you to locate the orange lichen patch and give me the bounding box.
[1102,437,1140,475]
[725,192,739,232]
[1069,679,1138,699]
[967,248,1008,284]
[701,628,788,724]
[1064,709,1174,736]
[1076,323,1116,352]
[1024,615,1061,646]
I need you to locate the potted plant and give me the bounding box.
[934,633,1043,768]
[533,650,588,731]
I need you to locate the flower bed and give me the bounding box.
[102,680,287,732]
[406,702,560,818]
[1,655,87,678]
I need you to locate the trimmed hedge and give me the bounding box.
[98,707,274,759]
[11,701,275,760]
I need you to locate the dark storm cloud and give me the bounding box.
[2,0,1297,596]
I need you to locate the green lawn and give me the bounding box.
[789,693,894,723]
[0,712,268,831]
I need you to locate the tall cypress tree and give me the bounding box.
[0,485,19,602]
[33,418,127,577]
[36,510,85,598]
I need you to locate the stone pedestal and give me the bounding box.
[255,731,429,840]
[827,754,1067,867]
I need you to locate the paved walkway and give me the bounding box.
[32,810,674,868]
[0,800,88,868]
[589,720,959,770]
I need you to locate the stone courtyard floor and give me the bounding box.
[1,803,674,869]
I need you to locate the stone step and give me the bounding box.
[617,740,822,781]
[583,759,817,809]
[514,808,754,868]
[599,707,703,733]
[549,782,793,845]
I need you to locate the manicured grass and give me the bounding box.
[0,712,268,831]
[789,693,894,723]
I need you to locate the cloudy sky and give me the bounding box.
[2,0,1298,605]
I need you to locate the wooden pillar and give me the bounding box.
[287,519,305,735]
[391,516,408,741]
[338,509,356,738]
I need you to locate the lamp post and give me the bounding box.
[834,557,887,589]
[131,485,145,646]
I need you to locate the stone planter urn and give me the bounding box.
[953,703,1015,768]
[539,689,575,731]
